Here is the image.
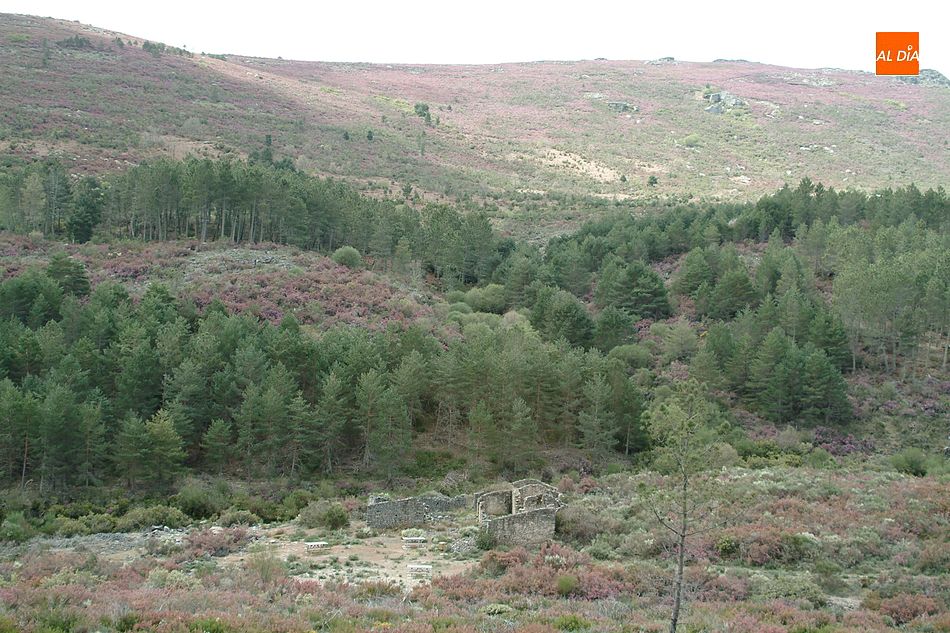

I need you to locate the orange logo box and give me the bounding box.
[876,32,919,75]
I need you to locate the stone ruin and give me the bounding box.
[364,480,566,547]
[474,479,564,547]
[365,492,471,529]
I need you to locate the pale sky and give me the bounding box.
[1,0,948,74]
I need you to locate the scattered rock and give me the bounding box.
[705,103,724,114]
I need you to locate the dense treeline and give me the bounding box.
[0,165,947,496]
[0,156,503,284]
[0,255,652,492]
[478,180,948,423]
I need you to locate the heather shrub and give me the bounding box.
[879,593,941,624]
[331,245,362,268]
[185,527,250,558]
[555,505,620,544]
[916,542,950,573]
[217,508,260,527]
[116,505,189,531]
[297,501,349,529]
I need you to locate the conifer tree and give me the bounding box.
[576,373,615,454]
[201,418,232,474]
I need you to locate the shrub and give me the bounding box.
[174,481,227,519]
[146,567,199,589]
[607,344,652,369]
[53,513,116,536]
[556,574,580,596]
[116,505,189,531]
[753,574,826,608]
[476,529,497,551]
[682,133,701,148]
[445,290,466,304]
[296,501,349,529]
[281,489,313,515]
[892,448,928,477]
[0,512,34,543]
[879,593,941,624]
[217,509,260,527]
[464,284,506,313]
[716,535,740,558]
[185,527,250,557]
[231,494,284,522]
[331,246,362,269]
[448,302,473,314]
[188,619,234,633]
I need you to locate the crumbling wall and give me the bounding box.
[512,482,559,513]
[483,507,558,546]
[475,490,513,522]
[366,494,470,529]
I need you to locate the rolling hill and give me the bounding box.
[1,13,948,237]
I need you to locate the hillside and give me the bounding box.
[2,13,949,237]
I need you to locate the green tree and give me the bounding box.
[113,414,148,490]
[705,268,757,320]
[576,373,615,455]
[315,371,348,473]
[593,306,633,351]
[144,409,186,488]
[800,347,850,425]
[46,253,90,297]
[644,380,728,633]
[201,418,232,474]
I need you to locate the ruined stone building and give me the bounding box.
[365,492,471,529]
[474,479,564,546]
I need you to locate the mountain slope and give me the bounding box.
[1,13,948,236]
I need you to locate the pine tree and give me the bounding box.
[75,401,106,487]
[576,373,615,454]
[706,269,758,320]
[315,370,349,473]
[807,310,851,371]
[467,399,495,463]
[800,347,850,425]
[114,414,148,490]
[285,392,315,477]
[46,253,90,297]
[673,248,715,297]
[748,328,798,422]
[593,306,633,351]
[201,419,232,474]
[144,409,186,489]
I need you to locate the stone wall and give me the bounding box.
[366,494,470,529]
[512,482,559,513]
[475,490,512,522]
[483,507,558,546]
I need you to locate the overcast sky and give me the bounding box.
[1,0,947,73]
